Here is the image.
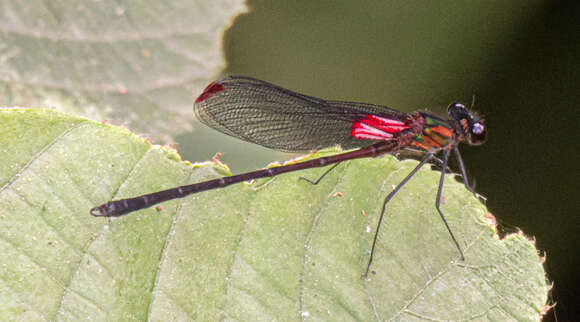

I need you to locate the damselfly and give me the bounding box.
[91,76,486,276]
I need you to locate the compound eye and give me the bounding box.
[472,122,485,135]
[469,121,486,145]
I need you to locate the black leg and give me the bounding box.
[435,149,465,261]
[299,163,340,185]
[364,153,434,277]
[453,147,475,195]
[426,154,451,173]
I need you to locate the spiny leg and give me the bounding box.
[435,149,465,261]
[364,153,434,278]
[299,162,341,185]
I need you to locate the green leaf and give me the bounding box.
[0,0,245,140]
[0,109,547,320]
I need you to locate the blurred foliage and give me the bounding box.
[0,0,245,141]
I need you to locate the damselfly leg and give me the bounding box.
[299,163,341,185]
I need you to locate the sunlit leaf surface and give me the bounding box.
[0,109,547,320]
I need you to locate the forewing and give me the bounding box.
[194,76,408,152]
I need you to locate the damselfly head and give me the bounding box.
[447,103,486,145]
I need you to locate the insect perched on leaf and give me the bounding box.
[91,76,486,276]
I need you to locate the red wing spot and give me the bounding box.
[363,115,409,133]
[351,114,410,140]
[195,81,225,103]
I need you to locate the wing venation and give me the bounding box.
[193,76,408,152]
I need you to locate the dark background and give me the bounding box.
[177,2,579,320]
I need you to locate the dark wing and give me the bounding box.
[193,76,409,152]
